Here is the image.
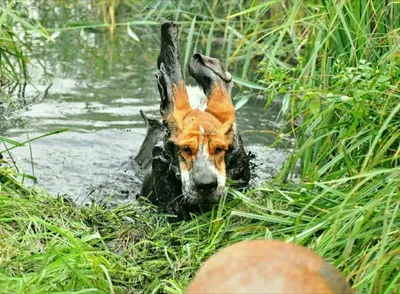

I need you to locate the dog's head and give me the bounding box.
[166,81,235,204]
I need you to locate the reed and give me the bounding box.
[0,1,49,91]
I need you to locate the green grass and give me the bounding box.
[1,0,400,293]
[1,162,399,293]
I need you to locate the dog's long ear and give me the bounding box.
[157,22,184,118]
[188,53,233,98]
[205,83,235,136]
[168,81,192,132]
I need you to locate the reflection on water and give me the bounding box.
[1,2,289,203]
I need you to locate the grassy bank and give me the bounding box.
[1,0,400,293]
[1,155,399,293]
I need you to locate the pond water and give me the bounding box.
[1,2,289,204]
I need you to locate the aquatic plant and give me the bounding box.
[0,1,49,92]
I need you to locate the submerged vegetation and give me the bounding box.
[1,0,399,293]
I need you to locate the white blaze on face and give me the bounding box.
[208,160,226,198]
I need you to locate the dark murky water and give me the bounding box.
[1,2,289,204]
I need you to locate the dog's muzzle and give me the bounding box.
[192,156,219,198]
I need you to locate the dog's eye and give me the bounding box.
[215,147,224,155]
[182,147,192,155]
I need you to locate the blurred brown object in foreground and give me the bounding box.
[186,240,354,294]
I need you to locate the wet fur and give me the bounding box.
[134,83,251,220]
[167,82,235,205]
[135,22,251,220]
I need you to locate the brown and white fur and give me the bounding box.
[167,82,236,205]
[135,22,251,219]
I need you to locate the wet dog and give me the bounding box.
[134,22,251,220]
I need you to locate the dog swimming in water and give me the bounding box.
[134,22,251,220]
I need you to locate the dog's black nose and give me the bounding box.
[192,157,219,195]
[195,178,218,195]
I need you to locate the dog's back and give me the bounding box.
[186,240,354,294]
